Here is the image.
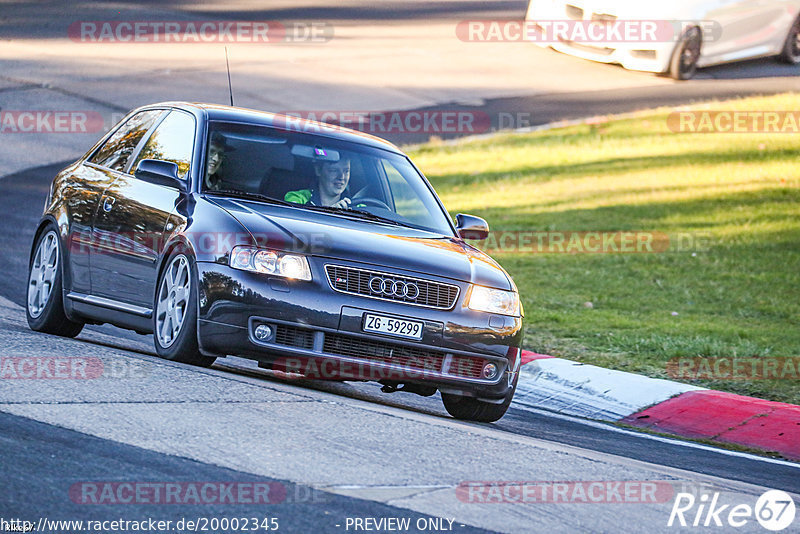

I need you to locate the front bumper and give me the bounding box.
[195,261,523,400]
[548,38,674,73]
[523,4,676,74]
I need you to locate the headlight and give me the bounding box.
[229,247,312,281]
[468,285,521,316]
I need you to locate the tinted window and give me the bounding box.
[90,110,162,172]
[131,111,196,179]
[203,122,453,235]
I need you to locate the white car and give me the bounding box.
[525,0,800,79]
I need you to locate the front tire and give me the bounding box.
[154,252,215,367]
[441,370,519,423]
[26,227,84,337]
[778,15,800,65]
[668,26,702,80]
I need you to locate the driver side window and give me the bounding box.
[130,110,195,179]
[90,110,162,172]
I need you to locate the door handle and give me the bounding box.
[102,196,116,213]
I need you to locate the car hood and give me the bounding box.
[210,197,513,290]
[559,0,700,19]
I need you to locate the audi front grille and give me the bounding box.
[324,265,460,310]
[267,328,489,380]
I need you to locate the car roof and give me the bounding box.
[147,101,404,154]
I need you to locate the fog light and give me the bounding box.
[482,363,498,380]
[254,324,273,341]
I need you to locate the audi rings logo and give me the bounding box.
[369,277,420,300]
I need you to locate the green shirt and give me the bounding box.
[284,189,365,208]
[284,189,313,204]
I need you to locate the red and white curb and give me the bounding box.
[515,350,800,461]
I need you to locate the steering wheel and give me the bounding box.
[351,197,392,211]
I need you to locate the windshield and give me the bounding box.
[202,121,454,235]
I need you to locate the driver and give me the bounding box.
[285,157,352,208]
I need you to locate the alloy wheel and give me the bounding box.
[156,255,191,347]
[27,231,59,318]
[680,29,702,76]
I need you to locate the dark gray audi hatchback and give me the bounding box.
[27,102,523,422]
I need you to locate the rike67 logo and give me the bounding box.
[668,490,796,531]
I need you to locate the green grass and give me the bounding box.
[408,94,800,405]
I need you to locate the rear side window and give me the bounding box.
[131,111,196,179]
[90,110,162,172]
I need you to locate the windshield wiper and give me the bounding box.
[300,205,411,228]
[206,189,294,207]
[350,208,413,228]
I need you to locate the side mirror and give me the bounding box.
[456,213,490,240]
[134,159,186,191]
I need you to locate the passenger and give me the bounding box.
[204,133,235,190]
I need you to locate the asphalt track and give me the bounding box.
[2,411,486,534]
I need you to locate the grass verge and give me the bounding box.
[409,94,800,405]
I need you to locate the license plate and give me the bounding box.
[363,313,423,340]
